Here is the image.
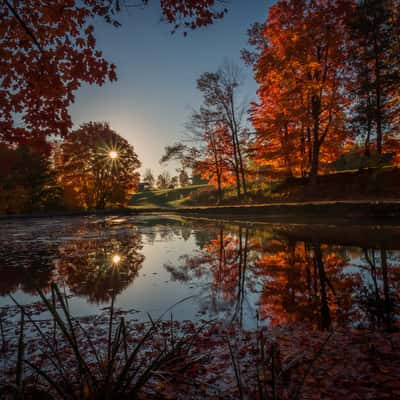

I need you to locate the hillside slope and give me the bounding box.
[129,185,210,208]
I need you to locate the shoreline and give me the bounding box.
[1,200,400,223]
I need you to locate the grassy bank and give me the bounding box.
[171,200,400,223]
[140,167,400,207]
[2,168,400,220]
[124,168,400,222]
[129,185,210,208]
[272,166,400,202]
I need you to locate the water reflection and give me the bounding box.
[166,225,256,325]
[54,226,144,303]
[254,240,354,330]
[0,218,144,304]
[166,222,400,330]
[0,216,399,330]
[356,248,399,331]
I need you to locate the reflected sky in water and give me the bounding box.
[0,215,399,329]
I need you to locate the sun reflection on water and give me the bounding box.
[112,254,121,265]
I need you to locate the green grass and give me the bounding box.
[129,185,211,208]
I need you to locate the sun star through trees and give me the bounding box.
[109,150,119,160]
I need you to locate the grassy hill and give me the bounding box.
[129,167,400,209]
[129,185,210,208]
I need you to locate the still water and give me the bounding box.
[0,214,399,330]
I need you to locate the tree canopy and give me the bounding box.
[57,121,140,209]
[0,0,227,147]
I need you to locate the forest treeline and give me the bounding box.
[162,0,400,201]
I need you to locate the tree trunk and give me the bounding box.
[211,134,223,204]
[310,142,320,185]
[365,119,372,157]
[216,170,223,204]
[381,248,392,331]
[313,243,331,330]
[235,132,247,196]
[374,28,383,154]
[227,90,243,199]
[230,132,242,199]
[310,95,321,185]
[364,74,373,157]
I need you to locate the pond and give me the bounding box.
[1,214,399,331]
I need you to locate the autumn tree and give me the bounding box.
[57,122,140,209]
[197,63,249,198]
[56,224,144,303]
[1,0,227,146]
[164,224,257,325]
[359,248,399,331]
[0,1,116,147]
[0,144,62,214]
[188,107,238,202]
[161,113,235,203]
[161,68,250,203]
[248,75,305,178]
[254,238,356,330]
[347,0,400,156]
[246,0,352,183]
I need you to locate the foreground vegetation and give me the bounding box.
[1,283,399,399]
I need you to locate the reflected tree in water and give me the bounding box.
[140,223,192,245]
[255,238,357,330]
[165,224,259,326]
[55,227,144,303]
[356,248,400,331]
[165,222,400,332]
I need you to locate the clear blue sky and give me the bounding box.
[69,0,271,177]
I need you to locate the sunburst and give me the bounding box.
[109,150,119,160]
[111,254,121,265]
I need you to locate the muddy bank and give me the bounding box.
[1,200,400,223]
[173,200,400,223]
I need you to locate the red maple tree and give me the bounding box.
[1,0,226,147]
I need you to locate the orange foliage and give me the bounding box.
[194,123,236,191]
[0,1,116,146]
[255,240,355,330]
[247,0,353,180]
[1,0,226,145]
[56,122,140,209]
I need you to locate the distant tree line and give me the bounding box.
[140,167,191,191]
[0,122,141,213]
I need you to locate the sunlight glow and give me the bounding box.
[112,254,121,264]
[109,150,119,160]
